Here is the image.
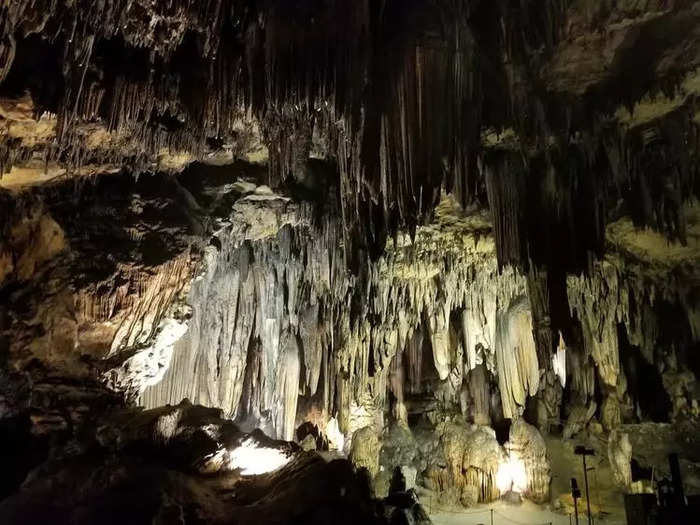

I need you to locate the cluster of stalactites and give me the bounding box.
[481,106,700,274]
[566,258,698,406]
[0,0,576,261]
[479,114,699,398]
[0,0,253,176]
[140,214,351,441]
[378,250,546,424]
[3,2,698,284]
[140,202,560,438]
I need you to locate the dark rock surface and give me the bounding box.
[0,400,388,525]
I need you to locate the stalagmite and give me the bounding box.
[349,426,381,479]
[435,422,505,504]
[507,419,551,503]
[608,430,633,490]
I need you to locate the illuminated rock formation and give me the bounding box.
[507,419,551,503]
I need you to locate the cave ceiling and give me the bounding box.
[0,0,698,264]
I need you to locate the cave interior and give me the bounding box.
[1,1,700,524]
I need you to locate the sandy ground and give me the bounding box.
[428,499,627,525]
[429,500,566,525]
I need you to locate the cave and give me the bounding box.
[1,2,700,524]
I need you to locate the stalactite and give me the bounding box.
[388,350,407,424]
[404,328,424,395]
[567,263,622,388]
[552,333,566,388]
[525,269,564,429]
[566,343,596,405]
[526,268,553,365]
[495,296,540,419]
[484,153,525,268]
[461,287,498,374]
[465,365,491,426]
[430,309,451,381]
[299,303,323,396]
[273,329,301,441]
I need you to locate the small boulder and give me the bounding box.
[300,434,317,451]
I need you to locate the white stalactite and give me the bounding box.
[496,297,539,419]
[274,330,301,441]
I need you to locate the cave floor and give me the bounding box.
[427,421,700,525]
[428,499,625,525]
[423,432,629,525]
[546,434,626,522]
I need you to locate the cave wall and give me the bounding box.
[109,185,700,444]
[1,166,698,443]
[0,159,698,515]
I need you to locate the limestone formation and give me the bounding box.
[433,421,505,504]
[601,395,622,432]
[495,296,540,419]
[349,426,381,480]
[507,419,551,503]
[563,403,597,440]
[608,430,633,491]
